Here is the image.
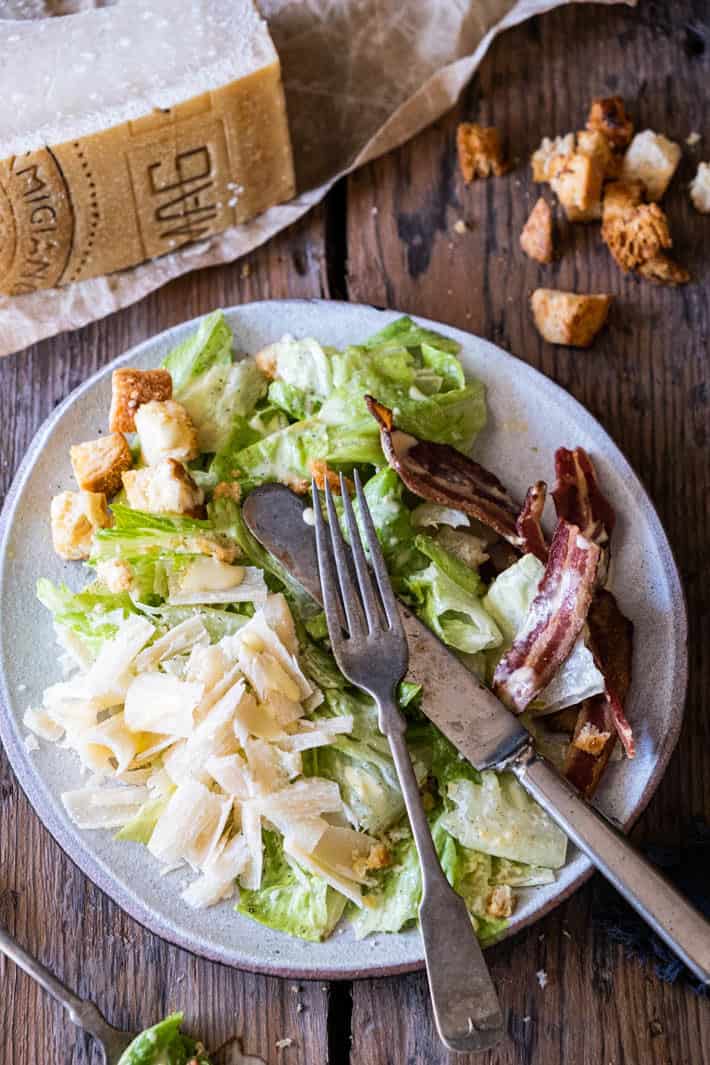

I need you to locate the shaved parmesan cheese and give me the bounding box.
[181,681,246,774]
[185,644,229,689]
[81,712,139,775]
[261,594,298,654]
[282,817,329,853]
[24,706,64,741]
[80,615,155,707]
[124,672,203,737]
[237,613,312,699]
[54,624,95,670]
[205,753,252,798]
[240,803,263,890]
[62,786,148,829]
[256,778,343,821]
[148,780,230,868]
[134,617,209,671]
[281,716,354,752]
[284,841,363,907]
[311,826,375,884]
[263,692,305,727]
[169,561,267,606]
[233,693,288,744]
[131,736,177,768]
[411,503,470,529]
[244,738,291,795]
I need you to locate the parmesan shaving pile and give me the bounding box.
[25,593,374,909]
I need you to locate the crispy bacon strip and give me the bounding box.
[516,481,548,561]
[492,519,600,713]
[552,447,615,547]
[366,396,525,547]
[563,588,635,795]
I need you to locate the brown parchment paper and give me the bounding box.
[0,0,631,356]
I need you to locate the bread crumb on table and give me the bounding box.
[690,161,710,213]
[457,123,508,182]
[621,130,681,201]
[530,289,611,348]
[520,197,554,263]
[686,131,702,147]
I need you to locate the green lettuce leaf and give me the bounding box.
[233,419,383,488]
[268,379,321,421]
[117,1012,210,1065]
[37,579,137,656]
[237,830,347,942]
[162,310,233,392]
[441,771,568,869]
[115,798,169,844]
[178,359,268,453]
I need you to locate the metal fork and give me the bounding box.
[0,922,136,1064]
[312,471,504,1054]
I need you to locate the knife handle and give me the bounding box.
[510,747,710,984]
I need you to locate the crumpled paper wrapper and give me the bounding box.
[0,0,630,357]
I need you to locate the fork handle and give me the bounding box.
[384,710,505,1053]
[0,922,115,1042]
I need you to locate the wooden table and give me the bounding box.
[2,3,709,1062]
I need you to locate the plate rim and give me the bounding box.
[0,298,688,980]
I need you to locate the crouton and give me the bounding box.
[50,490,111,560]
[576,128,616,176]
[310,460,354,496]
[601,183,672,271]
[70,432,132,497]
[621,130,681,201]
[636,256,690,286]
[365,843,391,871]
[255,344,279,379]
[96,559,133,593]
[531,133,575,182]
[530,289,611,347]
[690,161,710,213]
[573,722,612,756]
[213,481,242,503]
[122,458,204,516]
[520,197,554,263]
[109,368,172,432]
[586,96,634,150]
[550,152,604,221]
[134,399,199,466]
[486,885,515,919]
[457,123,507,182]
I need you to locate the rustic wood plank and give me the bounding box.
[0,207,332,1065]
[346,3,710,1064]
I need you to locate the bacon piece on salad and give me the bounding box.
[516,481,548,562]
[366,396,525,548]
[564,588,634,795]
[493,519,600,713]
[552,447,615,548]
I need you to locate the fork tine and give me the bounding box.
[311,477,345,642]
[323,479,366,637]
[339,473,382,632]
[353,469,402,630]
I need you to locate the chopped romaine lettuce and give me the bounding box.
[237,830,347,942]
[178,359,268,453]
[268,379,321,421]
[359,467,414,557]
[116,1011,209,1065]
[162,310,233,392]
[262,336,334,397]
[115,797,169,844]
[441,772,568,869]
[37,579,138,656]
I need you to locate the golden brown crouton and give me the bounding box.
[576,128,614,176]
[573,722,612,756]
[310,460,354,496]
[531,134,575,183]
[530,289,611,347]
[586,96,634,150]
[550,152,604,221]
[134,399,199,466]
[109,368,173,433]
[255,344,279,379]
[520,197,554,263]
[601,182,672,272]
[365,843,391,871]
[636,256,690,286]
[70,432,132,497]
[213,481,242,503]
[457,123,507,182]
[122,458,204,517]
[486,885,515,919]
[621,131,681,202]
[50,490,111,560]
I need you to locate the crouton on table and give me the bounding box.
[586,96,634,150]
[134,399,199,466]
[690,162,710,213]
[520,198,554,263]
[621,130,681,201]
[550,151,604,221]
[109,368,173,432]
[531,134,575,183]
[70,432,132,496]
[50,490,111,560]
[457,123,507,182]
[122,458,204,516]
[601,181,673,270]
[531,289,611,347]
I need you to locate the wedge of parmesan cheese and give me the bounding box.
[0,0,295,295]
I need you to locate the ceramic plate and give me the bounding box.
[0,300,687,979]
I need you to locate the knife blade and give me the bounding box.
[243,482,529,770]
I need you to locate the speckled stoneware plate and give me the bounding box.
[0,300,687,979]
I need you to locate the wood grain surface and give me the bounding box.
[1,3,709,1063]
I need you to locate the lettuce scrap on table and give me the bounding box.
[32,309,631,944]
[117,1012,210,1065]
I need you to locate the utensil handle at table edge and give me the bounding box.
[509,745,710,985]
[0,924,112,1039]
[383,707,505,1053]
